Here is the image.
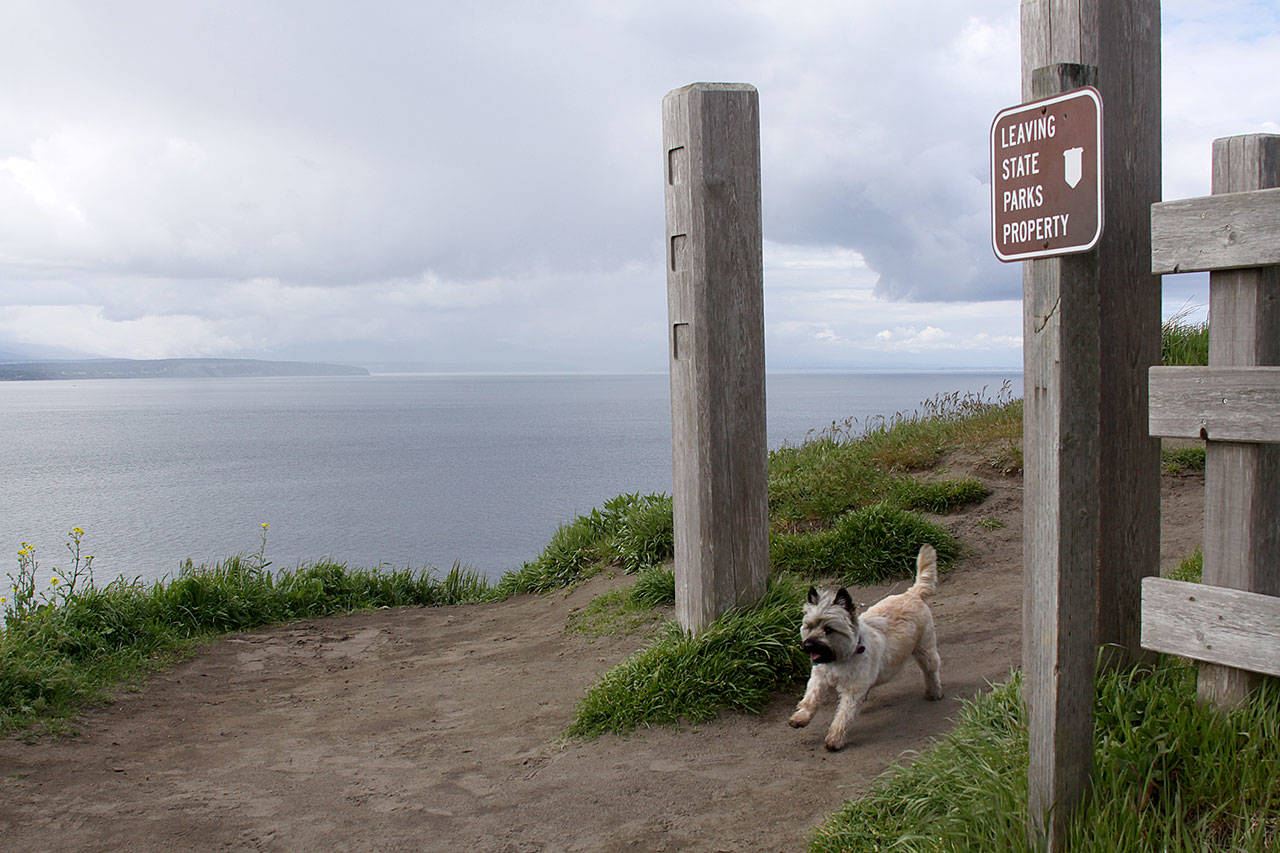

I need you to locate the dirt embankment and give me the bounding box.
[0,458,1203,852]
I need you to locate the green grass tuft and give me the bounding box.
[605,494,675,574]
[1162,309,1209,367]
[494,492,674,597]
[892,477,990,514]
[566,574,809,738]
[770,503,961,586]
[630,565,675,608]
[1168,548,1203,584]
[1162,445,1206,475]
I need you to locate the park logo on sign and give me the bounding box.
[990,87,1103,262]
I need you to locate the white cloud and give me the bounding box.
[0,304,242,359]
[0,1,1273,370]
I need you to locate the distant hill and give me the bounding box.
[0,358,370,381]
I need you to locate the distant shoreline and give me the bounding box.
[0,357,369,381]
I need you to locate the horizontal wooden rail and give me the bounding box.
[1149,366,1280,442]
[1140,577,1280,677]
[1151,186,1280,274]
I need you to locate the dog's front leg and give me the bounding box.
[788,671,826,728]
[824,684,870,751]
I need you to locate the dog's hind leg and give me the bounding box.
[913,622,944,700]
[788,671,827,728]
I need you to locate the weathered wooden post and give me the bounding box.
[662,83,769,632]
[1015,2,1160,845]
[1018,63,1101,852]
[1023,0,1163,666]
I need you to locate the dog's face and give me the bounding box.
[799,587,859,665]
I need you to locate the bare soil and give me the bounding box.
[0,459,1203,852]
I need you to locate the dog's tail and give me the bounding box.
[909,544,938,598]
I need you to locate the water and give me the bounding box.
[1,372,1020,584]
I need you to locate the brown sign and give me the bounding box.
[990,87,1103,262]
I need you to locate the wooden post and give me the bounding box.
[1022,0,1162,667]
[662,83,769,633]
[1199,133,1280,708]
[1022,61,1101,853]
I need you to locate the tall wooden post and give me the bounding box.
[1022,0,1162,666]
[1200,134,1280,707]
[1022,61,1102,853]
[662,83,769,632]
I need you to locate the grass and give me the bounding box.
[1162,444,1206,475]
[1163,307,1210,367]
[809,661,1280,852]
[630,564,675,608]
[0,555,491,734]
[1169,548,1203,583]
[566,573,810,738]
[492,492,673,596]
[770,502,961,586]
[768,383,1018,528]
[566,586,668,639]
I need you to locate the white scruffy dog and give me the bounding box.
[788,544,944,751]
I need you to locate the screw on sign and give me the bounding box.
[990,87,1103,262]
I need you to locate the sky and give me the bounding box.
[1,1,1277,372]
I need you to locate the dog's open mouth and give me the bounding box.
[804,644,835,664]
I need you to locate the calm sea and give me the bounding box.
[1,372,1021,585]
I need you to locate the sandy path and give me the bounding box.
[0,462,1203,852]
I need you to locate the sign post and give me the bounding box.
[995,64,1102,852]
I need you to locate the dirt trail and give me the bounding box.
[0,461,1203,852]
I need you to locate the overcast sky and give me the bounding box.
[1,1,1277,372]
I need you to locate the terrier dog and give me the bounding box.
[788,544,944,751]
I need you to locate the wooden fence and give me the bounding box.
[1144,133,1280,707]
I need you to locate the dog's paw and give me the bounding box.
[823,736,847,752]
[926,688,945,701]
[787,711,811,729]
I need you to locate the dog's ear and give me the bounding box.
[834,587,855,614]
[806,586,820,605]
